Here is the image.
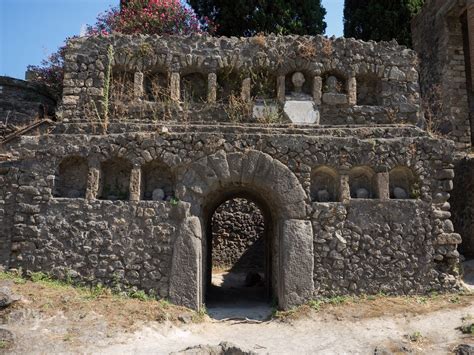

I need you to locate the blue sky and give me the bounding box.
[0,0,344,80]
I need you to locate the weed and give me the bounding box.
[129,290,150,301]
[170,197,180,206]
[459,323,474,334]
[30,271,49,283]
[0,340,7,349]
[251,33,266,48]
[192,305,208,322]
[408,331,423,342]
[308,300,322,311]
[297,39,317,60]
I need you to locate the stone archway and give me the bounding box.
[169,149,314,310]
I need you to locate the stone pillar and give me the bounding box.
[86,164,100,200]
[376,172,390,200]
[339,174,351,203]
[129,166,141,201]
[347,76,357,105]
[134,72,144,100]
[313,76,322,104]
[207,72,217,103]
[279,219,314,310]
[241,77,252,102]
[170,72,180,102]
[277,75,286,103]
[169,216,202,310]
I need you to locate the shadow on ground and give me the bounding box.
[206,272,272,321]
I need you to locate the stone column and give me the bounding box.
[207,73,217,103]
[339,174,351,203]
[241,77,252,102]
[129,166,141,201]
[376,172,390,200]
[277,75,286,103]
[170,72,180,102]
[313,76,322,104]
[86,163,100,200]
[347,76,357,105]
[279,219,314,310]
[134,72,144,100]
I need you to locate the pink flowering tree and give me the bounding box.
[28,0,214,97]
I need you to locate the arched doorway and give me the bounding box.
[169,150,314,311]
[203,191,274,308]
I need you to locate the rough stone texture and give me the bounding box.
[413,0,474,259]
[0,34,464,311]
[0,76,56,136]
[412,0,473,150]
[211,198,264,271]
[60,35,421,126]
[281,219,314,308]
[451,156,474,256]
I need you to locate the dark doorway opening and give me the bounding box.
[203,192,273,319]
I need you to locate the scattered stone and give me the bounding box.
[171,341,257,355]
[0,287,20,309]
[455,344,474,355]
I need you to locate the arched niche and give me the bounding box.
[285,70,313,97]
[111,69,134,102]
[310,166,339,202]
[389,167,418,199]
[357,74,382,106]
[181,72,207,102]
[141,160,174,201]
[144,71,168,101]
[55,156,88,198]
[349,166,377,199]
[217,69,241,102]
[99,157,132,201]
[322,72,346,94]
[250,69,277,100]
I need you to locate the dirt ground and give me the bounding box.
[2,270,474,354]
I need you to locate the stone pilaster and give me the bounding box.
[277,75,286,103]
[170,72,180,101]
[313,76,322,104]
[134,72,144,100]
[129,166,141,201]
[208,73,217,103]
[376,172,390,200]
[86,163,100,200]
[347,76,357,105]
[339,174,351,203]
[241,77,251,102]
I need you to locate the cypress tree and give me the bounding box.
[343,0,424,47]
[189,0,327,36]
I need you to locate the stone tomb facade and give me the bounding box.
[0,35,461,310]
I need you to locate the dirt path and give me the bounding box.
[85,302,474,354]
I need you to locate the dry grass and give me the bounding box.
[0,272,195,331]
[274,292,474,322]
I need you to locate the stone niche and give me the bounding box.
[54,156,88,198]
[99,157,132,200]
[141,160,174,201]
[357,74,382,106]
[310,166,340,202]
[111,70,135,102]
[322,73,347,105]
[389,166,417,199]
[217,69,241,102]
[181,72,207,102]
[349,166,377,199]
[144,72,168,101]
[283,71,319,125]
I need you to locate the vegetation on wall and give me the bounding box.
[188,0,327,36]
[343,0,424,47]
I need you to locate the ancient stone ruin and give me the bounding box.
[0,33,464,310]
